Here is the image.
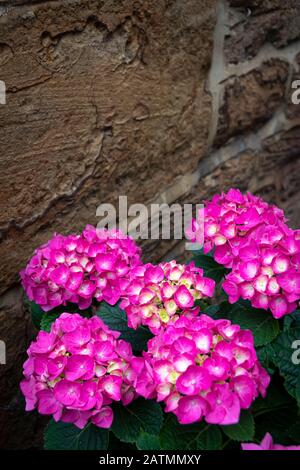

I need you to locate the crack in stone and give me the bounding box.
[224,39,300,79]
[207,0,228,148]
[147,109,300,212]
[6,73,53,93]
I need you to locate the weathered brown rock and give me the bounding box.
[156,124,300,263]
[0,0,216,293]
[225,0,300,64]
[0,286,46,449]
[0,288,34,402]
[257,126,300,227]
[215,59,289,147]
[0,408,46,449]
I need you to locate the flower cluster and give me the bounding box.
[187,188,287,266]
[20,313,137,429]
[187,189,300,318]
[120,261,215,334]
[223,228,300,318]
[20,226,142,311]
[242,433,300,450]
[132,314,270,425]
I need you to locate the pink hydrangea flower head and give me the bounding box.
[133,315,269,426]
[121,260,215,333]
[186,189,287,267]
[186,190,300,318]
[242,433,300,450]
[223,229,300,318]
[20,226,142,311]
[20,312,137,429]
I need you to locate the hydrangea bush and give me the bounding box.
[20,191,300,450]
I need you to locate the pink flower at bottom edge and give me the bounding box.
[242,433,300,450]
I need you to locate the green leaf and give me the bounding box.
[24,299,44,329]
[44,420,109,450]
[252,379,294,416]
[111,399,163,444]
[96,302,153,351]
[201,304,220,319]
[40,306,92,332]
[160,415,222,450]
[136,432,161,450]
[256,343,276,373]
[287,420,300,442]
[221,410,254,441]
[255,404,299,444]
[270,315,300,398]
[40,312,61,332]
[296,375,300,407]
[24,296,92,330]
[284,310,300,331]
[107,433,136,450]
[219,300,280,347]
[193,253,229,283]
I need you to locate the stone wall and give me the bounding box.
[0,0,299,448]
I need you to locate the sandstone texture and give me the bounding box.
[0,0,299,448]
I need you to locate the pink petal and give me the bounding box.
[49,265,70,286]
[54,379,81,406]
[239,260,260,281]
[65,355,95,381]
[174,285,194,309]
[100,375,122,401]
[95,253,116,272]
[175,396,207,424]
[91,407,114,429]
[269,296,288,319]
[176,365,212,395]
